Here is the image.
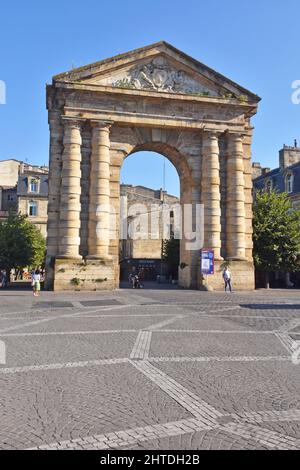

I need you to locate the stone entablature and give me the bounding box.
[45,42,260,291]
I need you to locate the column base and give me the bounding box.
[46,256,118,291]
[198,259,255,291]
[178,264,192,289]
[86,254,113,262]
[226,256,248,262]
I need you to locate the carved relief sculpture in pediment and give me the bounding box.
[112,57,218,96]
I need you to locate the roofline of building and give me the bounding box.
[253,159,300,182]
[0,158,23,163]
[120,183,178,199]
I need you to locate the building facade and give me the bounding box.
[45,42,260,291]
[17,163,49,237]
[0,160,49,236]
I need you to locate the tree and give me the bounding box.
[253,190,300,288]
[0,214,46,275]
[162,237,180,279]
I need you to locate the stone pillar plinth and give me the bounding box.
[58,118,83,259]
[226,133,246,260]
[201,131,222,259]
[88,121,112,259]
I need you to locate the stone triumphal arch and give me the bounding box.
[45,42,260,291]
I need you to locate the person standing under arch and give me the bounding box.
[223,267,232,293]
[32,269,41,297]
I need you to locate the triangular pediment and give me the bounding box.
[54,41,260,101]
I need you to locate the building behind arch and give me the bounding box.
[253,141,300,209]
[0,159,48,236]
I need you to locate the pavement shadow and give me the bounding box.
[240,304,300,310]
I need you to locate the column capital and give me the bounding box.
[202,129,222,138]
[226,132,246,143]
[90,120,113,130]
[61,117,85,130]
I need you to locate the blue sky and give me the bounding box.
[0,0,299,196]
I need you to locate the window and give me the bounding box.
[170,223,174,239]
[286,174,293,193]
[30,179,38,193]
[29,201,37,216]
[265,179,272,193]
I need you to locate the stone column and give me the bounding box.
[88,121,112,258]
[58,118,83,258]
[226,133,246,259]
[79,125,92,257]
[201,131,222,259]
[46,111,63,257]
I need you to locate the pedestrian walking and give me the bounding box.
[32,269,41,297]
[223,267,232,292]
[1,270,7,288]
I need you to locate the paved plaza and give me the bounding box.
[0,287,300,450]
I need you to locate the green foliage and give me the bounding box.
[163,238,180,278]
[0,213,46,271]
[253,191,300,274]
[221,92,235,99]
[238,95,248,102]
[70,277,80,286]
[113,78,136,89]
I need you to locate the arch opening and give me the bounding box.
[119,149,183,288]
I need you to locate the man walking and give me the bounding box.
[223,267,232,292]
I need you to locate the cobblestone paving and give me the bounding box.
[0,288,300,450]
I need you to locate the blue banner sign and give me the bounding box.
[201,249,215,275]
